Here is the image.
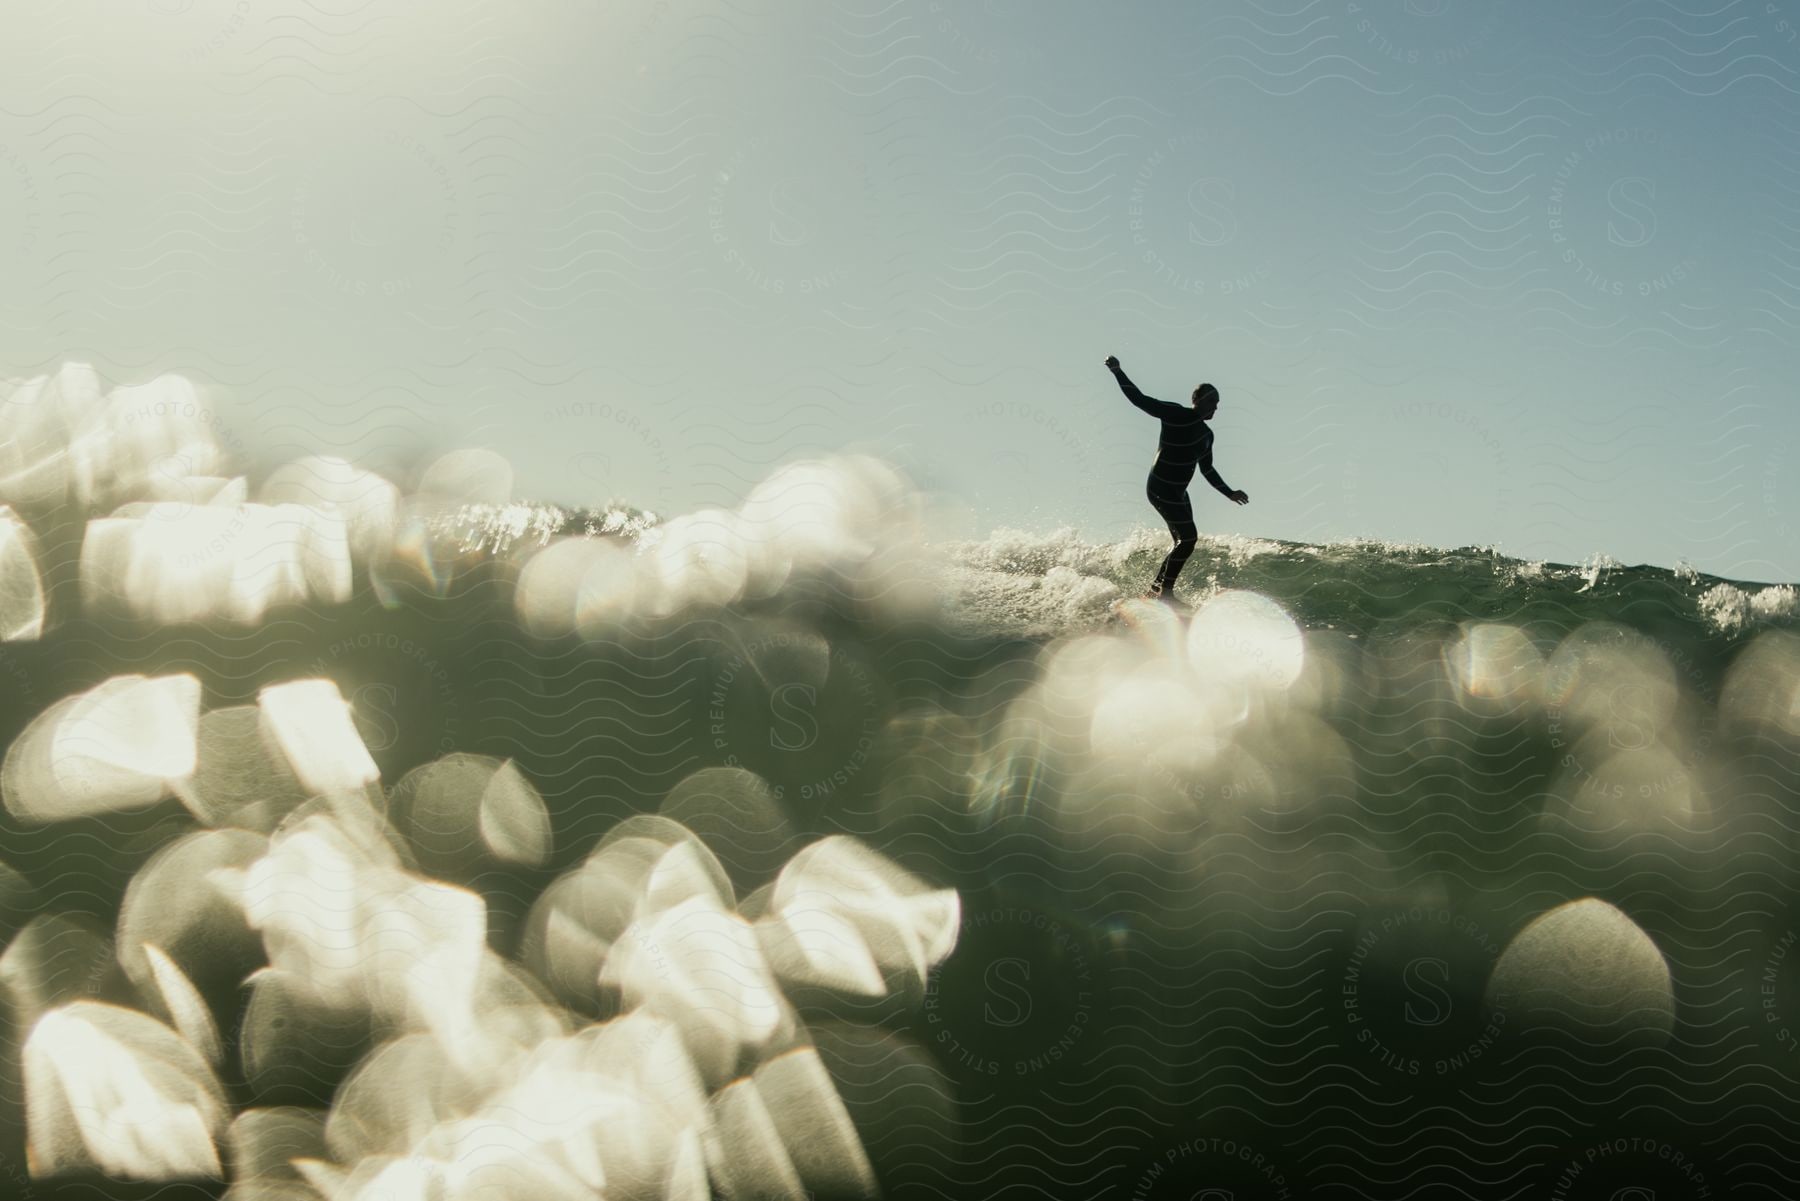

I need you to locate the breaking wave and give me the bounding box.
[2,363,1800,1199]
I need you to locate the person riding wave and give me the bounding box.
[1105,355,1248,602]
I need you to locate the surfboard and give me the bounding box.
[1111,595,1187,632]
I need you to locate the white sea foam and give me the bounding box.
[1698,582,1800,635]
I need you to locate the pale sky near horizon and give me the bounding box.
[1,0,1795,580]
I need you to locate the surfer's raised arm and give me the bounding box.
[1104,355,1183,418]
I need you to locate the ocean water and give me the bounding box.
[3,366,1800,1199]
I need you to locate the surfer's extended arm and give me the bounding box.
[1105,357,1183,418]
[1198,450,1232,497]
[1198,435,1250,504]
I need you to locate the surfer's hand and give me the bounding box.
[1104,355,1119,370]
[1229,489,1249,505]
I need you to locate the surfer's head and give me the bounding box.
[1191,383,1219,417]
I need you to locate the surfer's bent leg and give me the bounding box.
[1146,478,1198,598]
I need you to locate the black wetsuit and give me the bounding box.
[1110,365,1235,596]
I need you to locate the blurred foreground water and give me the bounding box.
[2,364,1800,1199]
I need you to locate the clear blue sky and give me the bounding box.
[2,0,1795,579]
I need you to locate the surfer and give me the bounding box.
[1105,355,1248,602]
